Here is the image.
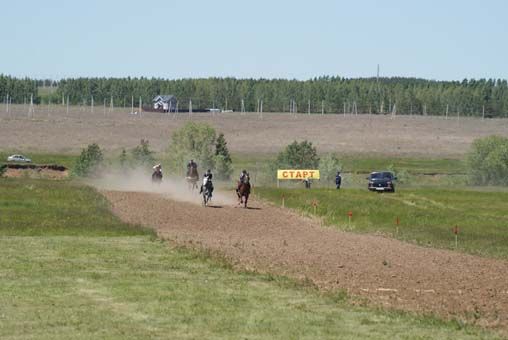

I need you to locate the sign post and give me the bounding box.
[312,199,318,215]
[277,169,320,181]
[347,211,353,229]
[453,225,459,248]
[282,194,285,208]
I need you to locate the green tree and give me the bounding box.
[467,135,508,185]
[276,140,320,169]
[167,122,217,174]
[131,139,155,167]
[119,148,127,168]
[319,154,342,184]
[214,133,233,180]
[73,143,104,177]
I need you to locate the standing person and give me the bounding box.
[335,171,342,189]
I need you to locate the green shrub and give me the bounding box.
[131,139,155,167]
[214,133,233,180]
[73,143,104,177]
[466,135,508,186]
[275,140,320,169]
[319,154,342,184]
[0,164,6,177]
[167,122,217,174]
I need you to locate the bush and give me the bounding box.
[319,154,342,184]
[0,164,6,177]
[386,164,411,185]
[73,143,104,177]
[275,140,320,169]
[214,133,233,180]
[167,122,217,174]
[467,135,508,186]
[119,148,127,168]
[131,139,155,167]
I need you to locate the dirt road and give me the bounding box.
[104,190,508,331]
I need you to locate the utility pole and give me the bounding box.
[308,99,311,115]
[189,99,193,115]
[91,96,94,113]
[445,104,449,120]
[321,100,324,115]
[139,97,142,116]
[131,95,134,114]
[28,94,34,118]
[482,105,485,120]
[241,99,245,114]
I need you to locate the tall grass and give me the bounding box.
[256,187,508,259]
[0,178,149,236]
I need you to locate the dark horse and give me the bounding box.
[186,167,199,191]
[152,169,162,184]
[237,175,251,208]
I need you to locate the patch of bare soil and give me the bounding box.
[3,168,68,179]
[104,190,508,332]
[2,106,508,157]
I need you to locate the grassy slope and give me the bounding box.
[256,187,508,259]
[0,177,497,339]
[0,179,147,236]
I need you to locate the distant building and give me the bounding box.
[152,95,177,112]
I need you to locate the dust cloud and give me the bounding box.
[88,168,238,206]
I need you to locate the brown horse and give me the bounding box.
[237,175,251,208]
[186,167,199,191]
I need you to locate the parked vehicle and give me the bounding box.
[367,171,396,192]
[7,154,32,163]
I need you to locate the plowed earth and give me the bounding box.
[104,190,508,332]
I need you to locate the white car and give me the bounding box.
[7,154,32,163]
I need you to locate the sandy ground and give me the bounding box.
[2,105,508,157]
[103,189,508,332]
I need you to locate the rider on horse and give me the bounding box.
[153,163,163,175]
[237,169,249,193]
[200,169,214,197]
[187,159,198,177]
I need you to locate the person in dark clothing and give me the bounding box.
[335,171,342,189]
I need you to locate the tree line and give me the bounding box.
[2,74,508,117]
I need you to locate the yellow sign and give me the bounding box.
[277,170,320,180]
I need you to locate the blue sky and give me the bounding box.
[1,0,507,80]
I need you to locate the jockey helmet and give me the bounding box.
[242,169,247,174]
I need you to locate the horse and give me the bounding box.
[186,166,199,191]
[237,176,251,208]
[152,169,162,184]
[202,177,213,206]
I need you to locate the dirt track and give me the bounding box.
[104,190,508,332]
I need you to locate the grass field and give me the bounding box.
[256,187,508,259]
[0,177,498,339]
